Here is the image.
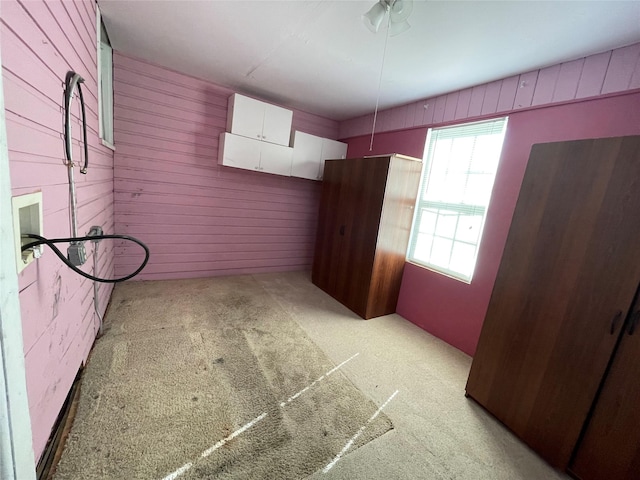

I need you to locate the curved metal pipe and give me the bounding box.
[64,72,88,174]
[64,72,89,240]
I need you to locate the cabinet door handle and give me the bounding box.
[610,310,623,335]
[628,311,640,336]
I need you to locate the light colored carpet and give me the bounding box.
[254,271,571,480]
[53,275,393,479]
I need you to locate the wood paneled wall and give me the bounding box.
[2,0,114,459]
[113,53,340,280]
[340,43,640,139]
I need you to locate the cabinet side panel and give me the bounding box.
[291,131,323,180]
[466,136,640,469]
[367,156,422,319]
[312,160,343,296]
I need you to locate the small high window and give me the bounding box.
[407,117,508,282]
[97,7,114,148]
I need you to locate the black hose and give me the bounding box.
[21,234,149,283]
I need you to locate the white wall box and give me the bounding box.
[11,191,43,273]
[291,131,348,181]
[227,93,293,147]
[219,132,293,176]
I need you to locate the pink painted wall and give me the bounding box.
[113,53,340,280]
[346,92,640,356]
[342,42,640,357]
[2,0,115,460]
[401,93,640,356]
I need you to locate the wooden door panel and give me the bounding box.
[569,298,640,480]
[340,158,388,317]
[330,159,355,305]
[466,136,640,469]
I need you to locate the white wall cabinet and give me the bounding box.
[291,131,348,181]
[227,94,293,147]
[218,133,293,176]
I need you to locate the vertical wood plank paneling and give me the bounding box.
[496,76,519,112]
[359,114,370,137]
[405,101,418,128]
[553,58,584,102]
[576,51,611,98]
[348,115,363,138]
[514,71,539,109]
[362,113,375,137]
[432,95,447,124]
[443,91,459,122]
[376,109,392,132]
[113,53,338,281]
[455,88,472,120]
[409,101,423,127]
[2,0,114,460]
[532,64,561,106]
[388,104,407,131]
[602,43,640,94]
[420,98,435,126]
[481,80,501,115]
[337,43,640,140]
[468,84,486,117]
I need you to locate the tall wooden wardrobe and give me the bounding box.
[312,154,421,319]
[466,136,640,479]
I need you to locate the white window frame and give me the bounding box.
[407,117,508,283]
[96,6,114,150]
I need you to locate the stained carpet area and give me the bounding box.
[53,275,393,479]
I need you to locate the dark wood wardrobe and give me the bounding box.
[312,154,422,319]
[466,135,640,479]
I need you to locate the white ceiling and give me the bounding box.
[98,1,640,121]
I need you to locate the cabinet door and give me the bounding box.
[569,296,640,480]
[336,157,389,317]
[228,94,265,141]
[259,142,293,176]
[218,133,260,171]
[319,139,348,180]
[466,136,640,470]
[262,103,293,146]
[291,131,323,180]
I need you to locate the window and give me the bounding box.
[408,117,508,282]
[97,7,114,148]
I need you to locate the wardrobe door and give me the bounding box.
[338,157,389,318]
[569,295,640,480]
[466,136,640,470]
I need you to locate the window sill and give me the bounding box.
[101,139,115,151]
[405,259,472,284]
